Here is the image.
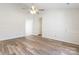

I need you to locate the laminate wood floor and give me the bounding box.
[0,35,79,55]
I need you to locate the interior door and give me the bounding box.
[25,19,33,36]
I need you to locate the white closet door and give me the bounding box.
[25,19,33,36]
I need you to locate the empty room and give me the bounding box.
[0,3,79,55]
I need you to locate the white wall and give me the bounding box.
[42,8,79,45]
[0,4,27,40]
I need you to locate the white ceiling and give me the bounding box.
[1,3,79,10]
[24,3,79,10]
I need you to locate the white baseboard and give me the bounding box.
[0,33,25,41]
[42,35,79,45]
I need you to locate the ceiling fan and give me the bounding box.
[29,4,44,14]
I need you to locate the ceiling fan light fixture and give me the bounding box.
[30,5,39,14]
[30,10,37,14]
[32,5,35,10]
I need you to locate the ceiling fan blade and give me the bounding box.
[39,9,44,11]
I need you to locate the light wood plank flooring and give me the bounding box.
[0,35,79,55]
